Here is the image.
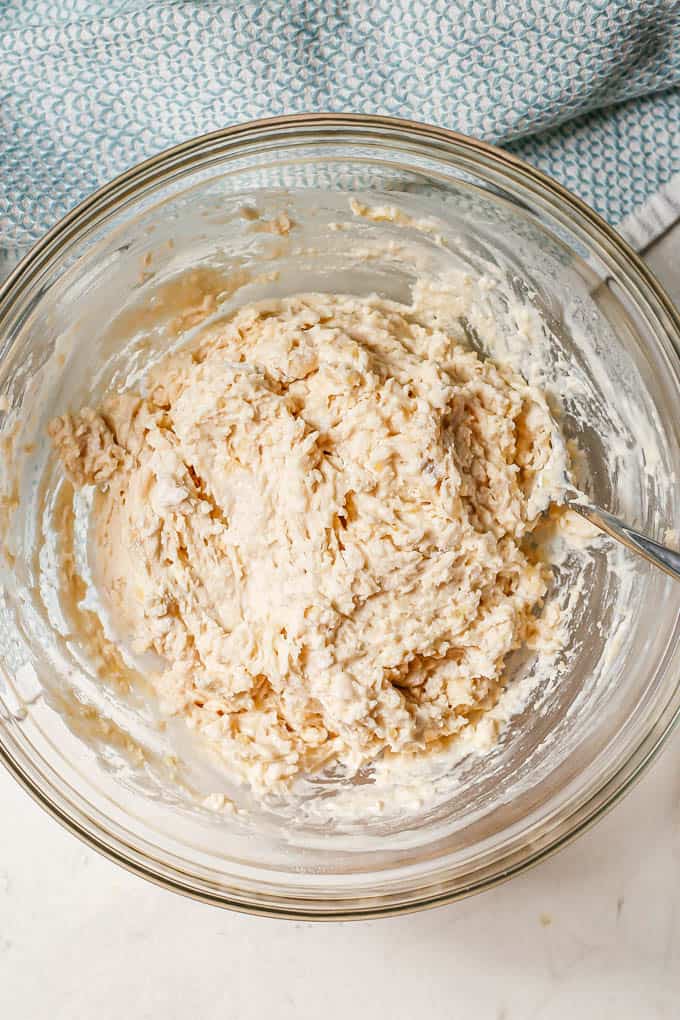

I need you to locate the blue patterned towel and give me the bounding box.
[2,0,680,264]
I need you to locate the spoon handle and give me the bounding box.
[570,503,680,583]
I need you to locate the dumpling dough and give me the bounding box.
[48,292,563,794]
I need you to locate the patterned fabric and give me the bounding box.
[1,0,680,261]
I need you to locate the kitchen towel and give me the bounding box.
[2,0,680,263]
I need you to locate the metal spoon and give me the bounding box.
[541,417,680,583]
[568,501,680,582]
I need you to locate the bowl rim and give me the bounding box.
[2,111,680,920]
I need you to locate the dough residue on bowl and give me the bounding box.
[48,292,567,795]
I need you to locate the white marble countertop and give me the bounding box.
[2,226,680,1020]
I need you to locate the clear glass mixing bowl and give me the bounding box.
[1,114,680,919]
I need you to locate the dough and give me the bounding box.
[48,292,564,794]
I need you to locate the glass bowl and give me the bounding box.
[1,114,680,919]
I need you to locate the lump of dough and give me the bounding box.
[49,292,564,795]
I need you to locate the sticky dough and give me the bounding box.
[48,292,564,794]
